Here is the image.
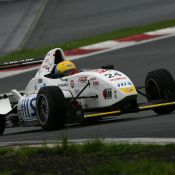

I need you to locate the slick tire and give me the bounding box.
[0,116,5,135]
[36,86,67,130]
[145,69,175,115]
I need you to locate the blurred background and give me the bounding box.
[1,0,175,54]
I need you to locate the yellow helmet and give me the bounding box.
[56,60,77,74]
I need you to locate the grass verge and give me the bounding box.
[0,140,175,174]
[1,19,175,64]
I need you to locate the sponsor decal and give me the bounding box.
[70,80,75,88]
[89,77,97,81]
[93,69,107,73]
[110,77,127,81]
[58,83,68,87]
[103,88,112,99]
[117,82,132,87]
[114,90,117,98]
[42,64,51,72]
[34,82,47,90]
[78,77,87,83]
[21,97,36,119]
[38,79,42,83]
[127,82,132,86]
[119,85,137,94]
[93,80,99,86]
[61,78,68,81]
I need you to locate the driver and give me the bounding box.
[55,60,78,77]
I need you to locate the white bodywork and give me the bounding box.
[0,48,137,124]
[0,98,12,115]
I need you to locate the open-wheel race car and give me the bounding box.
[0,48,175,135]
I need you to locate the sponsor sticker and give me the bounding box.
[93,69,107,73]
[117,82,133,87]
[114,90,117,98]
[58,83,68,87]
[110,77,127,81]
[70,80,75,88]
[78,77,87,83]
[93,80,99,86]
[119,86,136,94]
[89,77,97,81]
[38,79,42,83]
[103,88,112,99]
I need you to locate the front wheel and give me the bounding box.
[145,69,175,115]
[36,86,67,130]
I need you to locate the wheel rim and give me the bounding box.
[37,94,49,125]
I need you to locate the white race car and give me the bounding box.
[0,48,175,135]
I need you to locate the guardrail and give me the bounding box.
[0,58,43,70]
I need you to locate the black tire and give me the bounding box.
[145,69,175,114]
[36,86,67,130]
[0,115,5,135]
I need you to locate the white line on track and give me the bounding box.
[2,138,175,147]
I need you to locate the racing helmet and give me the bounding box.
[56,60,77,75]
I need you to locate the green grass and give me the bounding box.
[0,141,175,174]
[1,19,175,64]
[86,160,175,175]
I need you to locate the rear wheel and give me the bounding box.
[36,86,67,130]
[0,116,5,135]
[145,69,175,114]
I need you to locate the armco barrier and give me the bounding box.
[0,58,43,70]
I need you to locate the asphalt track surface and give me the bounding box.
[0,0,29,53]
[26,0,175,48]
[0,0,42,54]
[0,36,175,142]
[0,0,27,44]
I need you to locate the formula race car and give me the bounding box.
[0,48,175,135]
